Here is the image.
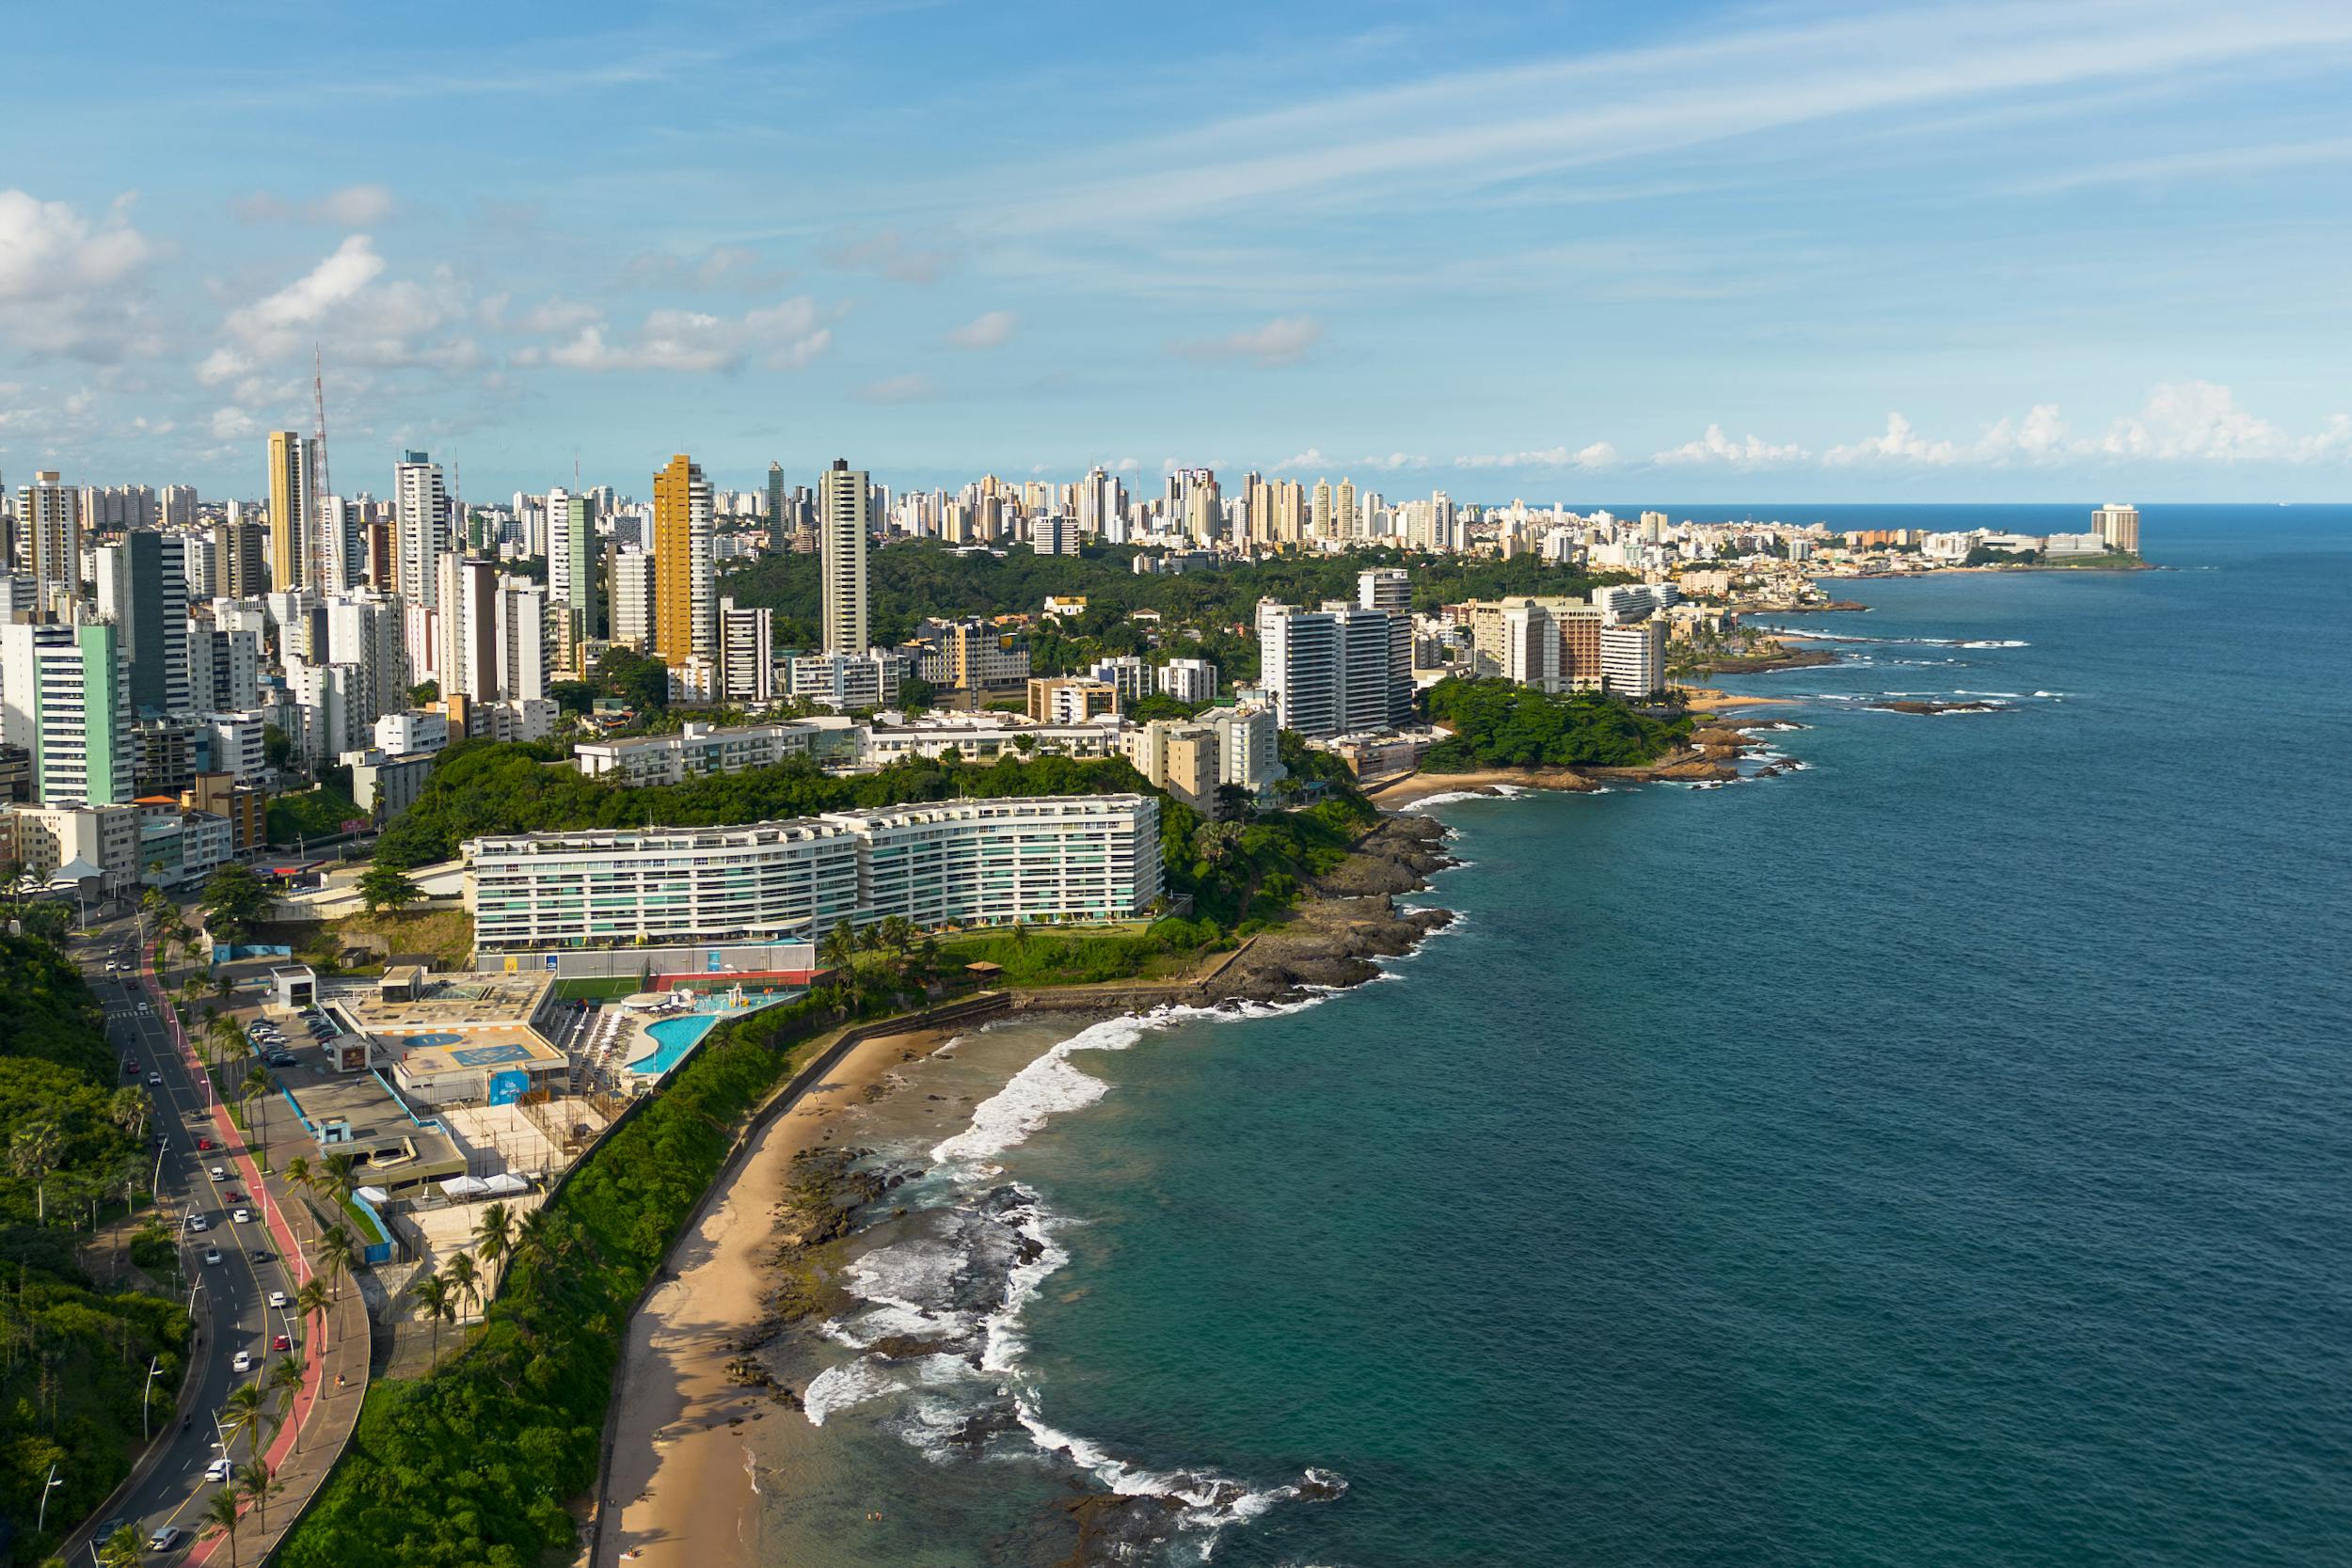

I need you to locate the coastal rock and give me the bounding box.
[1868,699,2006,716]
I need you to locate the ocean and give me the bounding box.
[751,505,2352,1567]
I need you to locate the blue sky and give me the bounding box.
[5,0,2352,503]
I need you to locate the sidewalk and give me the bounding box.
[141,943,373,1565]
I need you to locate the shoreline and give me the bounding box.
[594,736,1796,1563]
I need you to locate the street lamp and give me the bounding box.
[142,1354,162,1441]
[36,1463,63,1532]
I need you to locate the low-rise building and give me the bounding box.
[467,793,1161,952]
[574,719,856,785]
[344,748,438,823]
[1156,657,1217,704]
[789,650,905,711]
[1027,676,1119,724]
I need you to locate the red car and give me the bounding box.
[195,1137,215,1151]
[272,1333,292,1353]
[224,1189,246,1204]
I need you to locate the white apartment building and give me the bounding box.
[859,716,1125,767]
[393,451,449,611]
[819,458,871,653]
[1204,703,1285,796]
[466,793,1161,952]
[1255,599,1412,738]
[1358,568,1409,613]
[375,708,450,755]
[611,548,656,649]
[1089,655,1151,705]
[1600,620,1667,698]
[573,719,855,786]
[788,650,904,711]
[203,712,272,783]
[9,800,139,887]
[1157,657,1217,705]
[0,621,134,805]
[718,597,774,704]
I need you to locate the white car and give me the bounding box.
[209,1165,228,1181]
[268,1291,289,1309]
[203,1248,223,1266]
[185,1214,210,1232]
[206,1457,232,1481]
[230,1350,252,1373]
[231,1208,252,1225]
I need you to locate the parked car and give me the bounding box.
[250,1249,274,1263]
[272,1333,291,1352]
[196,1136,215,1151]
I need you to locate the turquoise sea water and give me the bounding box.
[765,507,2352,1566]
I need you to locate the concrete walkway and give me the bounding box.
[140,945,373,1566]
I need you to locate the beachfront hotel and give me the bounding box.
[465,793,1161,952]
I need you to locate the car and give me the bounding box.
[250,1249,275,1263]
[185,1214,209,1232]
[223,1188,246,1203]
[95,1515,128,1543]
[208,1165,228,1181]
[267,1052,298,1067]
[203,1248,222,1266]
[147,1526,187,1552]
[195,1136,215,1151]
[135,1002,151,1014]
[268,1290,290,1309]
[230,1351,252,1373]
[122,1056,138,1072]
[146,1071,162,1086]
[231,1208,251,1225]
[272,1333,291,1352]
[154,1132,171,1148]
[206,1455,233,1481]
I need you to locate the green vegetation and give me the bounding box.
[0,933,193,1560]
[198,863,272,944]
[1421,677,1690,771]
[355,864,421,914]
[1963,545,2042,566]
[928,917,1228,986]
[276,990,889,1568]
[267,784,365,847]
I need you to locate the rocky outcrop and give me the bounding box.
[1867,699,2006,715]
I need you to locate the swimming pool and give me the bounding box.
[622,992,799,1076]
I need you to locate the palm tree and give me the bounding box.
[315,1226,354,1302]
[473,1201,514,1293]
[409,1270,453,1362]
[321,1152,358,1207]
[241,1065,272,1146]
[294,1279,330,1349]
[879,914,914,955]
[9,1119,63,1223]
[443,1250,480,1323]
[206,1013,245,1071]
[237,1458,276,1532]
[199,1486,246,1568]
[98,1523,146,1567]
[266,1354,307,1451]
[282,1155,312,1199]
[222,1381,268,1462]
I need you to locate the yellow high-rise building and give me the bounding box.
[265,430,310,592]
[652,453,712,666]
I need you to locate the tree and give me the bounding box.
[200,1485,246,1568]
[443,1250,480,1323]
[473,1201,515,1293]
[99,1523,146,1567]
[321,1151,358,1206]
[108,1085,152,1144]
[408,1269,453,1363]
[408,680,438,706]
[242,1065,272,1146]
[282,1154,312,1198]
[879,914,914,955]
[315,1226,355,1302]
[262,723,295,772]
[223,1381,269,1462]
[10,1118,63,1222]
[356,864,422,915]
[818,919,855,973]
[294,1278,330,1349]
[199,863,271,943]
[238,1458,277,1532]
[267,1353,307,1451]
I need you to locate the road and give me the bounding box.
[57,919,317,1564]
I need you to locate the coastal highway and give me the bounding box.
[57,923,310,1563]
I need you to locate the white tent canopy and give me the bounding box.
[481,1172,532,1196]
[438,1174,490,1197]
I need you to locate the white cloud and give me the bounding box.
[945,309,1018,350]
[1273,447,1329,471]
[1652,424,1809,467]
[209,406,260,440]
[2093,380,2298,462]
[1977,404,2071,460]
[512,296,832,374]
[1170,316,1323,367]
[1453,443,1615,469]
[823,229,955,285]
[1359,451,1430,470]
[856,373,935,403]
[0,190,159,360]
[232,184,398,227]
[1824,412,1960,467]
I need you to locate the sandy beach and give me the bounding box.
[1366,766,1605,806]
[596,1022,962,1568]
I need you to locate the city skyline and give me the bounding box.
[6,1,2352,499]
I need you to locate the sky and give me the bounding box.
[4,0,2352,505]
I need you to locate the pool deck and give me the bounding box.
[591,990,803,1083]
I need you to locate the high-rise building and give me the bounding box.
[20,471,80,604]
[212,518,267,600]
[766,461,788,553]
[1335,478,1358,539]
[94,532,190,717]
[324,592,405,727]
[265,430,312,591]
[717,596,774,704]
[0,621,133,805]
[1254,598,1412,738]
[393,451,448,610]
[495,579,548,702]
[611,547,657,650]
[1311,479,1333,537]
[547,486,601,655]
[1599,619,1667,698]
[818,459,870,654]
[652,453,713,667]
[2092,502,2140,555]
[1358,568,1409,613]
[436,555,500,701]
